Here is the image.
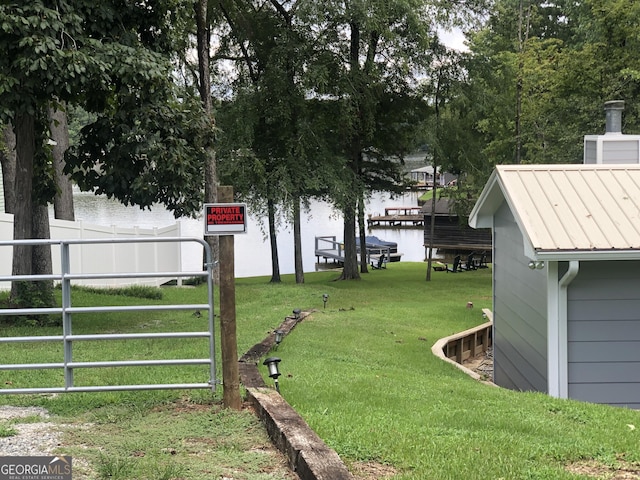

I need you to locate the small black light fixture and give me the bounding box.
[293,308,301,321]
[322,293,328,309]
[263,356,282,392]
[273,329,284,349]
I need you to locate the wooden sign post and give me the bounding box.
[212,186,241,410]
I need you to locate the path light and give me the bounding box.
[293,308,301,321]
[263,357,282,392]
[322,293,328,309]
[273,330,284,350]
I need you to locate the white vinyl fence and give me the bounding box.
[0,212,186,290]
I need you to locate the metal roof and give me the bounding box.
[420,198,453,215]
[468,164,640,260]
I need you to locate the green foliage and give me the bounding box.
[436,0,640,216]
[3,281,57,327]
[58,284,163,301]
[0,0,209,217]
[0,422,17,438]
[68,93,209,218]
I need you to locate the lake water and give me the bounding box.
[69,189,428,278]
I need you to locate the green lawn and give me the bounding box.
[0,263,639,479]
[251,263,640,480]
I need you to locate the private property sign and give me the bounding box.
[204,203,248,235]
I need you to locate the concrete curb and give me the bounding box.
[239,311,354,480]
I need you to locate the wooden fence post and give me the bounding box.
[218,186,241,410]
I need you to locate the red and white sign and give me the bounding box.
[204,203,247,235]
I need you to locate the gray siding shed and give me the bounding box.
[494,203,548,392]
[469,164,640,408]
[567,260,640,409]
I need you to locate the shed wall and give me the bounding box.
[567,261,640,409]
[602,140,640,164]
[0,166,4,213]
[584,140,597,164]
[493,203,548,392]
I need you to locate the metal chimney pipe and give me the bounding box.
[604,100,625,134]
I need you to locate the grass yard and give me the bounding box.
[0,262,639,479]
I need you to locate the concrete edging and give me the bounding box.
[239,311,354,480]
[242,308,497,479]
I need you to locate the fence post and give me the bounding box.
[61,241,74,390]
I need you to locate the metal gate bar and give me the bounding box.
[0,237,217,394]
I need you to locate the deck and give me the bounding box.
[367,206,424,228]
[314,236,401,265]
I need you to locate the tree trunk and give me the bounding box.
[48,103,75,221]
[11,112,55,316]
[339,200,360,280]
[1,123,16,214]
[426,175,437,281]
[31,204,55,312]
[12,113,35,283]
[357,195,368,273]
[515,0,531,165]
[268,198,281,283]
[196,0,219,282]
[293,196,304,284]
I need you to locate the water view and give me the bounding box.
[69,189,428,278]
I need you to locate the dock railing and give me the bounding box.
[314,236,344,263]
[315,236,391,266]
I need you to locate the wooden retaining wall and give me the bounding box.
[431,308,496,385]
[444,322,493,364]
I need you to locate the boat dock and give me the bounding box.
[367,206,424,228]
[314,236,402,265]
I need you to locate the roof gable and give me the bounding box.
[468,164,640,260]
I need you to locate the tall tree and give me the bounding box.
[195,0,220,283]
[1,1,209,316]
[214,0,318,284]
[299,0,438,279]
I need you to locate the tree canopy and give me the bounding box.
[0,0,210,314]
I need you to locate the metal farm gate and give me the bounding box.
[0,237,217,394]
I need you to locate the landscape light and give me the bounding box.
[263,357,282,392]
[293,308,301,321]
[322,293,328,309]
[274,330,284,349]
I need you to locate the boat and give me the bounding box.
[355,235,403,262]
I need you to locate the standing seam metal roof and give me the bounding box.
[469,164,640,253]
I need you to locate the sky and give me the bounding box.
[439,27,468,52]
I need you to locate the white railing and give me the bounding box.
[0,212,184,289]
